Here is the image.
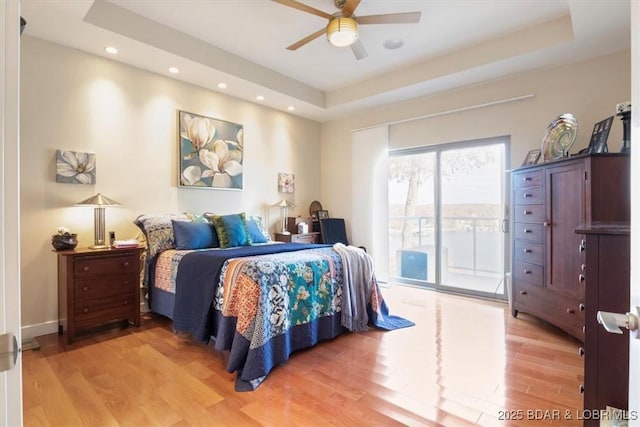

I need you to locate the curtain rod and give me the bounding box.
[353,93,535,132]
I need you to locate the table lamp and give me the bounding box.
[275,199,295,235]
[75,193,122,249]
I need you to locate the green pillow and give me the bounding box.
[210,213,252,248]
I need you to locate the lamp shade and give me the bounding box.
[275,199,296,208]
[74,193,122,207]
[327,17,358,47]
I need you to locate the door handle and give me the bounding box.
[0,333,19,373]
[597,307,640,336]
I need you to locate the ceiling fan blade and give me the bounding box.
[357,12,422,25]
[271,0,333,20]
[341,0,361,17]
[286,28,326,50]
[351,39,368,60]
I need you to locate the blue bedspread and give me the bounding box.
[172,243,325,341]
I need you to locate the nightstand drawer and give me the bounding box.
[74,273,138,301]
[74,253,138,277]
[291,233,319,244]
[74,293,136,323]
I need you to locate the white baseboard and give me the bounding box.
[21,320,58,340]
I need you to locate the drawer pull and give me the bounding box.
[122,280,129,285]
[83,266,90,272]
[579,274,585,283]
[579,303,585,312]
[523,229,532,233]
[543,221,550,227]
[122,261,130,267]
[578,347,584,357]
[523,248,532,253]
[523,193,532,198]
[523,177,532,182]
[83,286,89,292]
[579,384,584,394]
[519,290,527,295]
[579,239,586,252]
[523,269,532,275]
[523,210,532,215]
[566,308,575,314]
[82,307,89,313]
[123,300,128,305]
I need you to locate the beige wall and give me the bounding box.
[20,37,321,335]
[321,50,631,252]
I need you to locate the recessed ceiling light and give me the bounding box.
[105,46,118,55]
[168,67,179,74]
[287,106,295,111]
[256,95,265,101]
[218,82,227,89]
[383,38,404,50]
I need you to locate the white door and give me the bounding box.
[0,0,24,425]
[629,1,639,421]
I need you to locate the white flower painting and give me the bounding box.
[278,173,295,193]
[56,150,96,184]
[179,110,244,190]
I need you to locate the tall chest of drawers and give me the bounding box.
[57,247,143,344]
[510,154,629,341]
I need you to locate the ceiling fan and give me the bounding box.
[272,0,421,60]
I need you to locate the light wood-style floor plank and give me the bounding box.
[23,285,584,426]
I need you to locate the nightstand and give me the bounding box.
[57,246,143,344]
[274,232,321,244]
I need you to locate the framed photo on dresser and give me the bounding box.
[587,116,613,154]
[521,149,541,166]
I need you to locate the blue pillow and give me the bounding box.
[247,218,269,244]
[172,220,219,250]
[210,213,252,248]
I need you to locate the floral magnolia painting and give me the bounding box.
[56,150,96,184]
[179,110,244,190]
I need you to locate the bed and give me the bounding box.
[135,212,412,391]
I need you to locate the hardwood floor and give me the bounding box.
[22,285,584,426]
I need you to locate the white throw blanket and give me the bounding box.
[333,243,374,332]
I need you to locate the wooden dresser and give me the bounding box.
[57,247,143,344]
[575,223,629,426]
[510,153,629,341]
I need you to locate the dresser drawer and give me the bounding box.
[74,293,136,323]
[74,253,138,277]
[514,186,544,204]
[514,204,545,223]
[514,240,544,265]
[513,169,543,188]
[513,281,544,313]
[74,274,138,302]
[541,293,584,340]
[514,222,543,243]
[514,260,544,287]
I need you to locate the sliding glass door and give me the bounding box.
[388,138,508,299]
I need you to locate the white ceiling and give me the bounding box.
[20,0,631,122]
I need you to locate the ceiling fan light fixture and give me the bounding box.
[327,17,358,47]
